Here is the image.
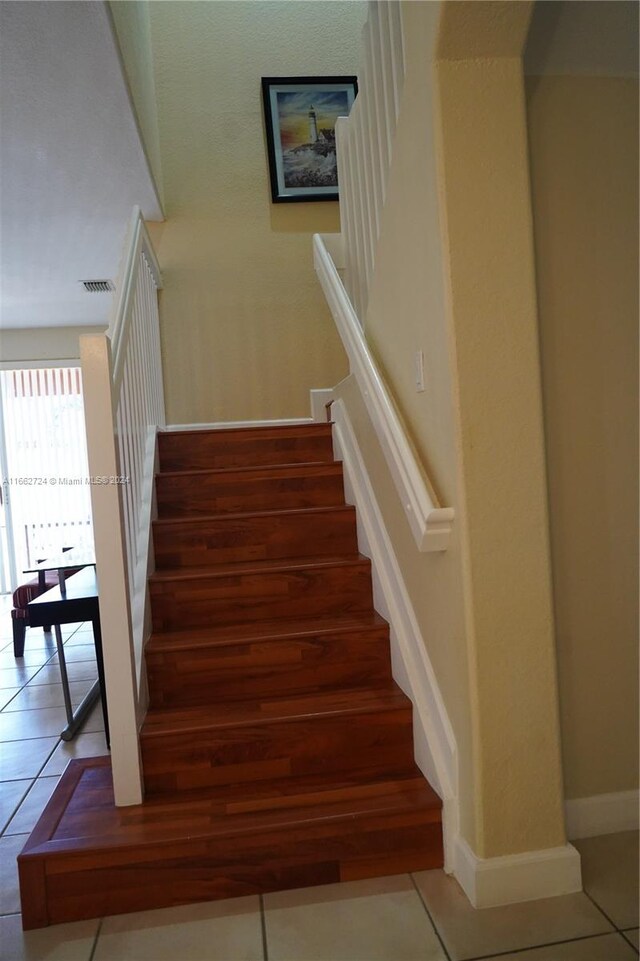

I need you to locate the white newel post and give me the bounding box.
[80,333,144,806]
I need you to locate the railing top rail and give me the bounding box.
[109,206,162,385]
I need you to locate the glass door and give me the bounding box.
[0,367,94,590]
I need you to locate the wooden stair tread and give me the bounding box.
[22,758,440,855]
[153,504,356,528]
[19,422,445,929]
[146,612,388,652]
[159,423,333,441]
[149,553,368,583]
[142,684,410,737]
[156,461,342,480]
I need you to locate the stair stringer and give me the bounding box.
[331,397,459,872]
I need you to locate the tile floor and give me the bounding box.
[0,596,638,961]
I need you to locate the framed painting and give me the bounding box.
[261,76,358,203]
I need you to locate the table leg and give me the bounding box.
[54,625,74,725]
[54,624,101,742]
[92,615,110,749]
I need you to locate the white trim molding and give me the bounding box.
[565,790,639,840]
[314,233,453,552]
[310,389,334,423]
[164,418,313,432]
[453,836,582,908]
[331,397,459,865]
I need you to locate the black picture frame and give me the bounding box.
[261,75,358,204]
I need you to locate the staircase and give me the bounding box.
[18,423,443,928]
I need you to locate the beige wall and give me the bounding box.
[0,326,106,365]
[343,0,568,859]
[527,74,639,799]
[109,0,164,205]
[361,0,476,847]
[144,1,364,424]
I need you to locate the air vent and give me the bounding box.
[80,280,115,293]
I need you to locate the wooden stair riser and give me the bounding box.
[141,706,415,795]
[146,628,392,708]
[20,808,442,927]
[153,507,358,569]
[156,464,345,518]
[150,562,374,632]
[158,425,334,472]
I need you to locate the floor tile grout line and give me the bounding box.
[259,893,269,961]
[0,780,35,838]
[409,873,452,961]
[620,929,640,956]
[582,886,628,933]
[88,917,103,961]
[454,930,636,961]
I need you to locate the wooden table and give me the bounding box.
[28,566,110,746]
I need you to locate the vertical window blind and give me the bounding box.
[0,367,94,580]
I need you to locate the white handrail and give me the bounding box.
[314,233,453,552]
[80,206,164,806]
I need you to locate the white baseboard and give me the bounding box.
[164,418,313,432]
[330,398,458,861]
[310,389,334,422]
[454,836,582,908]
[565,790,639,840]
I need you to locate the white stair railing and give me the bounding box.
[80,206,164,806]
[336,0,405,321]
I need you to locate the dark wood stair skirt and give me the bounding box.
[18,755,443,929]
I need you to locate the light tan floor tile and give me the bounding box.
[0,834,29,914]
[0,688,21,710]
[0,707,69,742]
[0,737,58,780]
[40,732,109,776]
[0,779,32,833]
[48,645,96,665]
[2,680,94,713]
[413,869,613,961]
[25,662,98,685]
[12,632,57,653]
[482,932,639,960]
[0,650,52,668]
[0,665,41,689]
[574,832,639,930]
[264,875,446,961]
[0,913,99,961]
[78,698,105,734]
[5,777,60,835]
[65,631,95,646]
[623,929,639,950]
[94,897,263,961]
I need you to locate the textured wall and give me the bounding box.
[527,74,639,801]
[146,1,365,424]
[109,0,164,204]
[0,326,105,364]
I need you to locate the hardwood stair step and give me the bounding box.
[152,505,358,568]
[140,685,415,795]
[146,613,391,708]
[19,757,444,928]
[145,611,390,653]
[158,423,334,472]
[155,462,346,517]
[149,555,374,631]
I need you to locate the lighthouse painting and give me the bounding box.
[262,76,358,202]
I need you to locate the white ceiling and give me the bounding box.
[0,1,163,331]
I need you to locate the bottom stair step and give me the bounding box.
[18,756,444,929]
